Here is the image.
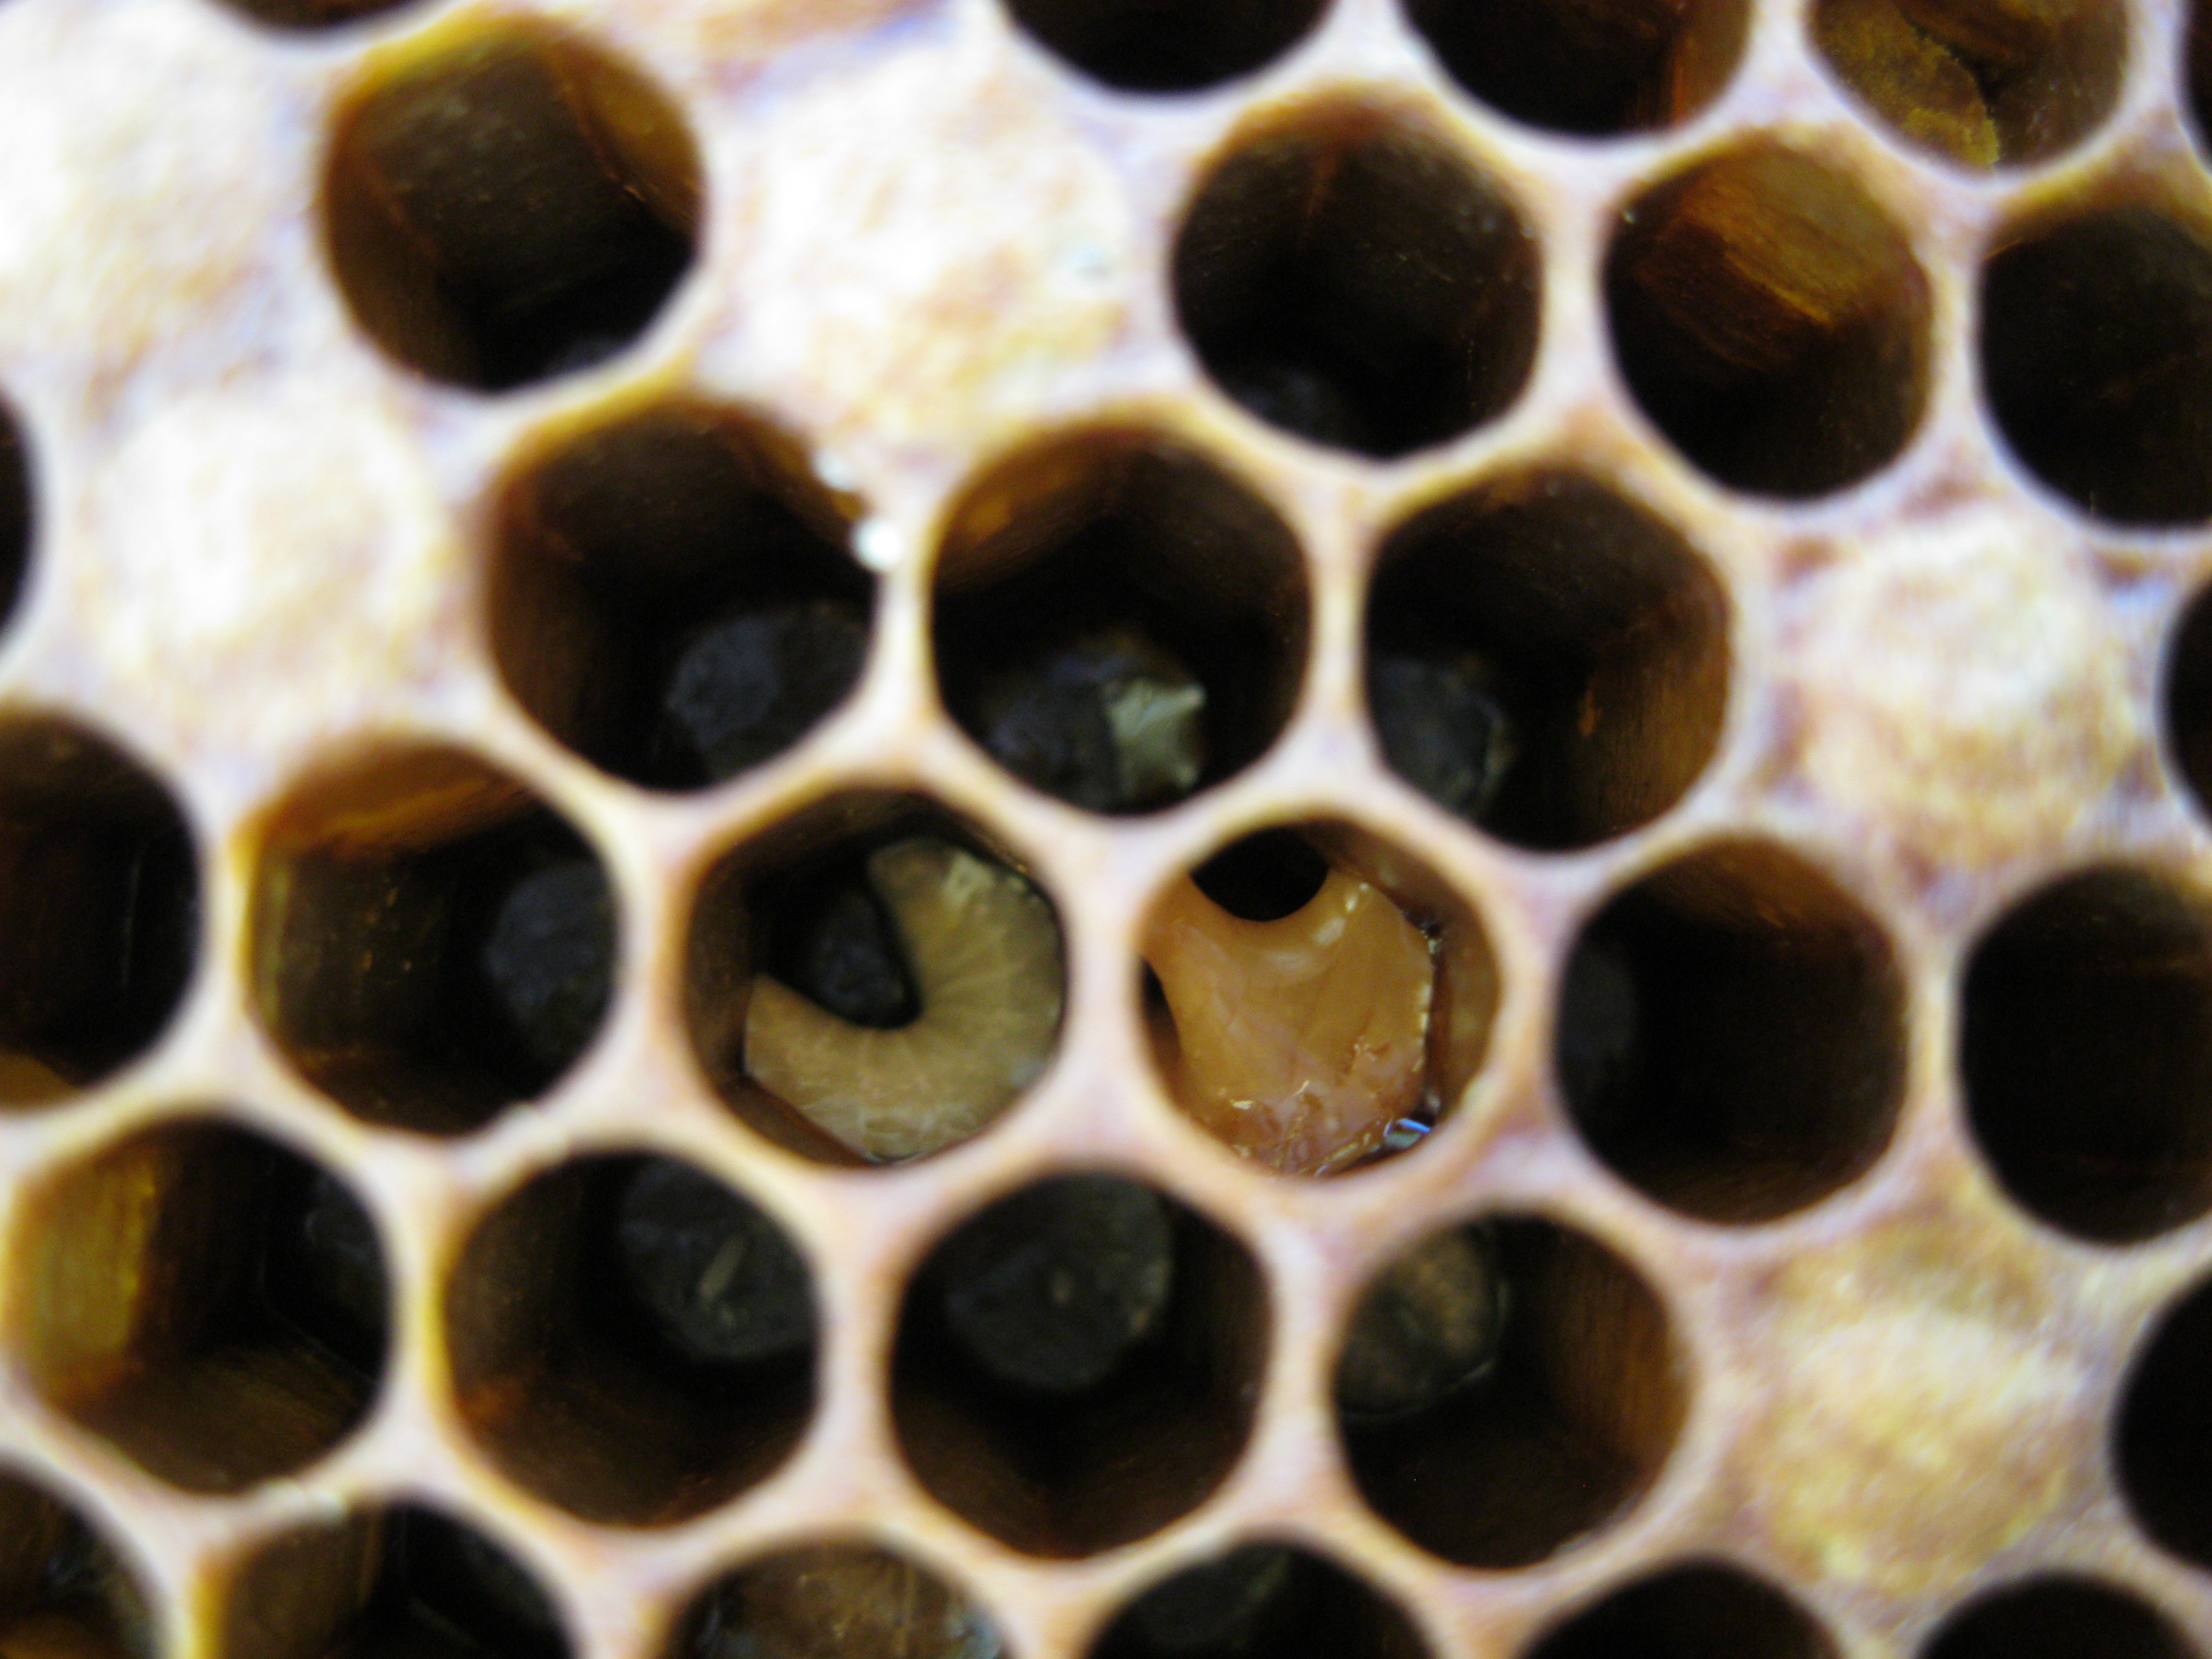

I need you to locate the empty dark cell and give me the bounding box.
[1557,845,1905,1224]
[0,1478,147,1659]
[1983,207,2212,526]
[1336,1225,1504,1422]
[1094,1546,1429,1659]
[216,0,420,26]
[0,406,28,634]
[1175,112,1538,457]
[266,1166,389,1377]
[2168,583,2212,817]
[1529,1564,1834,1659]
[375,1510,568,1659]
[19,1122,389,1494]
[331,36,696,389]
[615,1158,815,1369]
[1925,1577,2192,1659]
[1962,869,2212,1243]
[2120,1275,2212,1569]
[1367,651,1515,822]
[1608,147,1928,498]
[321,30,698,393]
[1008,0,1326,92]
[934,1175,1174,1394]
[1406,0,1740,135]
[970,627,1207,814]
[650,601,869,786]
[476,854,616,1085]
[0,797,196,1094]
[1123,1547,1295,1655]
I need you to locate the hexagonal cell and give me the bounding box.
[1173,101,1540,458]
[1923,1577,2193,1659]
[2120,1272,2212,1569]
[666,1542,1002,1659]
[933,431,1307,815]
[15,1117,388,1494]
[1090,1543,1428,1659]
[892,1171,1267,1557]
[1557,840,1906,1225]
[220,1505,567,1659]
[0,400,29,638]
[686,793,1066,1164]
[0,1473,150,1659]
[323,22,701,391]
[1982,203,2212,526]
[1961,867,2212,1244]
[212,0,418,26]
[2168,583,2212,819]
[1404,0,1748,136]
[1336,1215,1683,1569]
[492,403,871,793]
[1005,0,1326,92]
[1524,1563,1835,1659]
[1141,822,1496,1176]
[251,745,617,1136]
[446,1152,817,1526]
[1814,0,2124,169]
[1606,142,1931,498]
[0,717,198,1105]
[1366,471,1729,851]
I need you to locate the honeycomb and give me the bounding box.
[5,0,2212,1657]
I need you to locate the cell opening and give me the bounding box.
[15,1118,388,1494]
[1923,1577,2194,1659]
[445,1153,817,1526]
[1606,143,1931,498]
[1524,1563,1835,1659]
[0,717,198,1105]
[1961,867,2212,1244]
[1367,471,1729,851]
[1336,1215,1682,1568]
[220,1505,568,1659]
[1090,1543,1428,1659]
[2171,585,2212,822]
[1404,0,1748,136]
[1141,820,1497,1176]
[494,403,871,791]
[1814,0,2125,169]
[2120,1273,2212,1567]
[0,1473,150,1659]
[686,793,1066,1165]
[933,431,1307,814]
[0,401,30,640]
[323,24,701,391]
[1006,0,1326,93]
[1557,840,1906,1225]
[212,0,420,27]
[891,1171,1267,1557]
[252,746,616,1136]
[1173,102,1540,458]
[1981,204,2212,526]
[666,1543,1002,1659]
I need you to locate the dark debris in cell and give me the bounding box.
[614,1158,816,1370]
[933,1175,1175,1396]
